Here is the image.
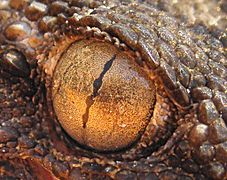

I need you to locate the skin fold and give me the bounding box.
[0,0,226,179]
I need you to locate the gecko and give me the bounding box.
[0,0,226,179]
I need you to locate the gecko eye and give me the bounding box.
[51,39,156,152]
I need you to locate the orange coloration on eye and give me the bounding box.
[52,39,155,151]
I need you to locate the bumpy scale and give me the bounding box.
[0,0,226,179]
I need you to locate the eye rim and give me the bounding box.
[44,36,178,161]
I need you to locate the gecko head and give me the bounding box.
[51,39,156,152]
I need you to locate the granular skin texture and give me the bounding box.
[0,0,226,179]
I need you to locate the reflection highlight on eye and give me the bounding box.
[52,39,156,152]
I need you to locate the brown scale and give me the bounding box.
[0,0,226,179]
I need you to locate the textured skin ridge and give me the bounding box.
[0,0,226,179]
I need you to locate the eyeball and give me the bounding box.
[52,39,156,151]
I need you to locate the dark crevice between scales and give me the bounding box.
[82,54,117,128]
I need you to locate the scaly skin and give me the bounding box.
[0,0,226,179]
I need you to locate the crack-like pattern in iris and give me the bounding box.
[82,54,116,128]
